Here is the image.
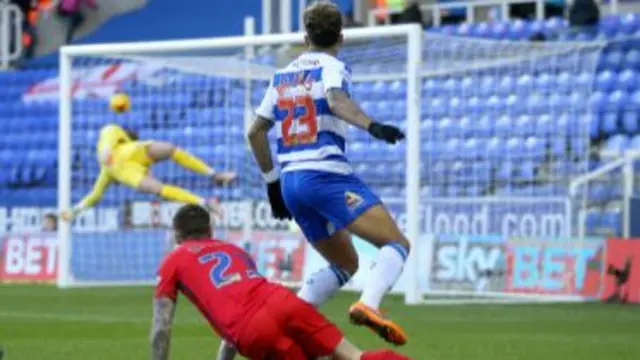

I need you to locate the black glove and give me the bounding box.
[368,122,405,144]
[267,180,292,220]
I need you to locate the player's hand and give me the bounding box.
[267,181,292,220]
[60,210,74,222]
[213,172,237,185]
[368,122,405,144]
[205,198,224,219]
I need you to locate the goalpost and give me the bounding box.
[57,24,606,305]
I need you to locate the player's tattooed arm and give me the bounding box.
[326,89,373,130]
[150,297,176,360]
[247,117,276,173]
[215,340,238,360]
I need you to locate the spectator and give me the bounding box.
[9,0,37,61]
[529,32,547,42]
[568,0,600,28]
[42,213,58,232]
[510,0,565,21]
[392,1,423,26]
[57,0,98,44]
[343,10,363,28]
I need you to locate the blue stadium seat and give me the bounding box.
[497,162,514,181]
[607,90,629,111]
[603,134,630,154]
[589,91,607,112]
[514,115,534,136]
[508,19,530,40]
[601,112,619,135]
[585,210,602,234]
[623,111,639,134]
[620,13,640,34]
[602,50,624,71]
[632,90,640,109]
[617,69,638,92]
[601,210,622,235]
[629,135,640,150]
[555,72,572,93]
[595,70,616,92]
[624,49,640,70]
[519,161,536,181]
[525,137,545,158]
[534,114,553,136]
[496,76,514,96]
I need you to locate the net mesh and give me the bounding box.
[62,34,412,286]
[60,33,606,298]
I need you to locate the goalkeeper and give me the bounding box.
[61,124,236,221]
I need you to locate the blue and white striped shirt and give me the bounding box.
[256,52,352,175]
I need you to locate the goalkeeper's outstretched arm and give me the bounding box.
[326,89,405,144]
[150,297,176,360]
[61,168,111,221]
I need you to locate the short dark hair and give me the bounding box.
[172,204,211,240]
[304,1,342,48]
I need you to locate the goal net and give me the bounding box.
[57,25,606,304]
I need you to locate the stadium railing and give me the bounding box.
[570,150,640,239]
[367,0,622,27]
[0,0,23,69]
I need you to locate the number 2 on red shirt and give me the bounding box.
[200,251,259,288]
[277,95,318,146]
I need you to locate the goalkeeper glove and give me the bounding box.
[368,122,405,144]
[266,180,292,220]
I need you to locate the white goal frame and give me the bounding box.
[56,24,425,304]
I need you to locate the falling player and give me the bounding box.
[61,124,236,221]
[151,204,411,360]
[248,1,409,346]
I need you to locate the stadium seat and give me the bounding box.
[617,69,638,91]
[595,71,616,92]
[589,91,607,112]
[601,112,619,135]
[629,135,640,150]
[602,134,630,154]
[601,210,622,235]
[624,49,640,70]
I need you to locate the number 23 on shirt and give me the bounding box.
[277,95,318,147]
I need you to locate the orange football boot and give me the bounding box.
[349,301,407,346]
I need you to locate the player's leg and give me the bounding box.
[270,289,344,359]
[332,339,412,360]
[346,205,409,345]
[347,204,410,306]
[145,141,236,184]
[234,300,307,360]
[298,229,358,307]
[281,171,357,307]
[304,173,409,345]
[113,168,219,214]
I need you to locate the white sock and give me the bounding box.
[297,264,350,307]
[360,242,408,310]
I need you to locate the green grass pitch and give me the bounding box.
[1,285,639,360]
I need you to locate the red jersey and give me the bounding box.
[154,238,280,343]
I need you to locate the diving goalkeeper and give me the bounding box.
[61,124,236,221]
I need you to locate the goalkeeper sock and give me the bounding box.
[297,264,350,307]
[360,242,408,310]
[171,148,215,176]
[159,185,205,205]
